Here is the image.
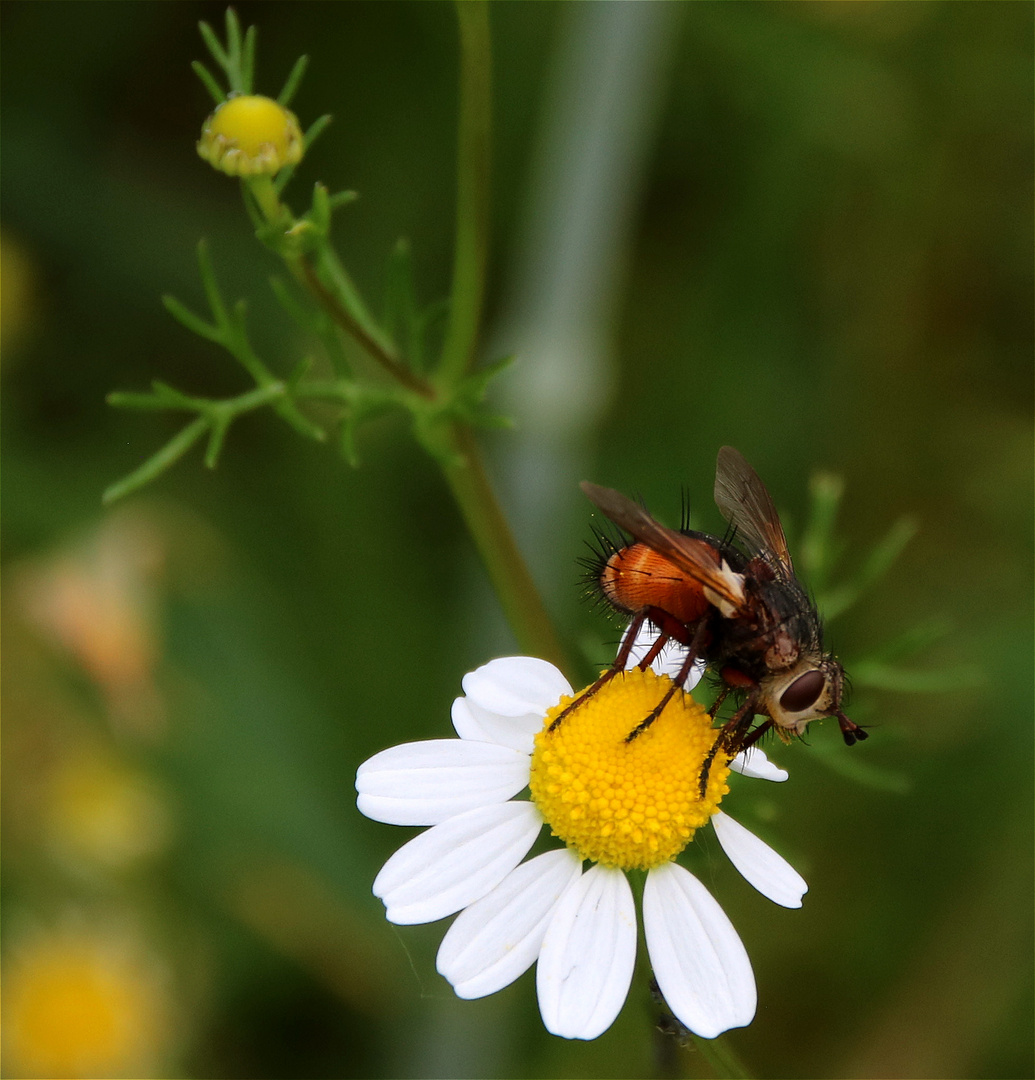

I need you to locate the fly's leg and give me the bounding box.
[548,608,692,732]
[547,667,618,733]
[697,694,765,796]
[549,610,648,732]
[710,685,731,716]
[728,716,774,756]
[634,626,672,670]
[624,621,708,742]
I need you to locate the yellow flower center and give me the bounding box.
[197,95,303,177]
[529,668,731,871]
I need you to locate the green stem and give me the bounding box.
[299,256,432,398]
[439,422,571,674]
[215,381,288,414]
[245,177,426,394]
[690,1033,753,1079]
[437,0,491,388]
[310,242,392,359]
[102,416,210,505]
[247,174,283,223]
[431,4,572,672]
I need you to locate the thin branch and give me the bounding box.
[299,257,434,399]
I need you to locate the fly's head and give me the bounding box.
[762,655,849,738]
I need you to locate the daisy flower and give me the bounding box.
[355,636,805,1042]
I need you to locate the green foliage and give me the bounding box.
[793,468,983,794]
[196,9,257,99]
[106,13,513,500]
[103,240,325,503]
[104,3,565,671]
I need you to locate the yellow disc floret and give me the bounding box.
[197,95,303,177]
[529,668,730,871]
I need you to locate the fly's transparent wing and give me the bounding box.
[714,446,793,574]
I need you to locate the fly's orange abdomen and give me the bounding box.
[599,543,711,624]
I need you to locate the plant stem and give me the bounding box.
[691,1033,753,1079]
[299,256,432,398]
[248,175,283,223]
[309,237,400,370]
[437,0,491,388]
[438,422,571,673]
[432,5,574,672]
[246,175,426,397]
[102,416,210,505]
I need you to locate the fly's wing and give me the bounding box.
[714,446,794,575]
[580,481,746,612]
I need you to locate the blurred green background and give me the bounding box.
[2,2,1031,1078]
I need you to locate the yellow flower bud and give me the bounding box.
[197,94,303,177]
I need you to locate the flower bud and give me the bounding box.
[197,94,303,177]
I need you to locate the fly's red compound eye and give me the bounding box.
[780,669,825,713]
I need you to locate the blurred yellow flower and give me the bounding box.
[197,94,304,176]
[45,750,174,874]
[2,923,174,1079]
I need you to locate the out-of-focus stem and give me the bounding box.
[439,422,571,673]
[691,1033,753,1079]
[437,0,491,388]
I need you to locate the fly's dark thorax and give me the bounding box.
[706,556,823,684]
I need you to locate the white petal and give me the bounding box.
[373,802,542,925]
[643,862,756,1039]
[711,811,807,908]
[462,657,573,716]
[450,695,489,741]
[356,740,530,826]
[437,849,583,999]
[622,620,705,690]
[451,695,542,755]
[730,747,788,782]
[536,864,637,1040]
